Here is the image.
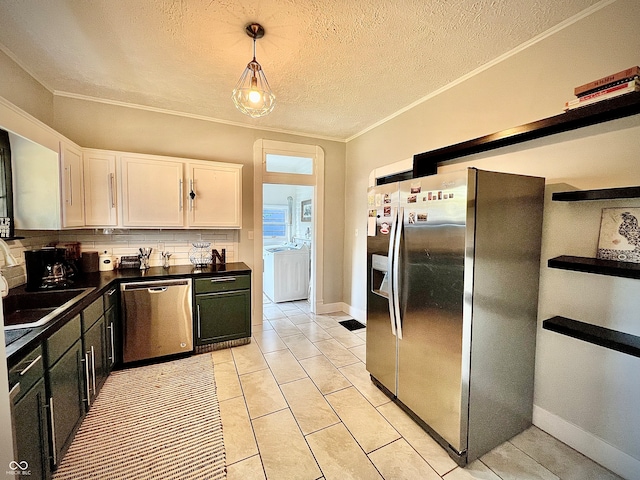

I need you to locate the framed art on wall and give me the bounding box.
[301,200,311,222]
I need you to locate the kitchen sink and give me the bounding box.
[3,287,95,330]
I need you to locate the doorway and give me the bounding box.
[262,184,314,306]
[253,140,325,324]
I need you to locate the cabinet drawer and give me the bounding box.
[103,286,118,311]
[9,344,44,402]
[82,296,104,331]
[47,314,81,366]
[195,275,250,294]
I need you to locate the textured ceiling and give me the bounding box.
[0,0,602,141]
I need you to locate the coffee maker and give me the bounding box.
[25,247,75,290]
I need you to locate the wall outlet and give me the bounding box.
[248,231,254,240]
[157,242,165,252]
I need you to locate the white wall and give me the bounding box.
[344,0,640,476]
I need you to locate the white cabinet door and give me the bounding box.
[188,162,242,228]
[120,155,185,227]
[83,150,117,227]
[60,141,85,228]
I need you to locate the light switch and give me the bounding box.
[248,230,254,240]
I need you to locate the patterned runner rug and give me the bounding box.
[53,353,226,480]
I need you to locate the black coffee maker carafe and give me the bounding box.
[25,247,74,290]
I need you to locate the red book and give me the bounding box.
[574,66,640,96]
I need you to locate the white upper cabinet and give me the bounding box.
[120,154,185,228]
[60,141,85,228]
[83,150,117,227]
[187,161,242,229]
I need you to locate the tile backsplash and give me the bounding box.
[2,229,239,288]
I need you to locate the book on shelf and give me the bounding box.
[574,66,640,97]
[564,79,640,111]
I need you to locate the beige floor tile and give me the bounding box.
[328,312,353,321]
[213,359,242,401]
[324,325,365,348]
[239,368,288,419]
[297,322,333,342]
[355,330,367,341]
[278,302,301,312]
[210,348,233,364]
[306,423,382,480]
[263,306,287,320]
[377,401,458,476]
[269,318,302,337]
[313,314,341,329]
[314,338,360,368]
[369,438,441,480]
[253,328,287,354]
[481,442,559,480]
[443,460,502,480]
[231,342,268,375]
[226,455,265,480]
[509,427,622,480]
[326,386,400,453]
[280,378,340,435]
[286,313,314,325]
[299,355,352,395]
[281,333,323,360]
[219,396,259,465]
[251,320,273,331]
[349,344,366,362]
[338,362,390,407]
[263,349,308,384]
[252,409,322,480]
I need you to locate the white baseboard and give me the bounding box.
[315,302,367,324]
[315,301,348,315]
[346,305,366,323]
[533,405,640,480]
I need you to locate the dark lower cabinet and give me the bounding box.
[83,315,107,406]
[194,274,251,346]
[195,289,251,344]
[47,339,84,469]
[12,378,50,480]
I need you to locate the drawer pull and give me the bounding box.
[9,382,20,401]
[210,277,236,283]
[19,354,42,376]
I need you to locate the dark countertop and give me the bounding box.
[4,262,251,366]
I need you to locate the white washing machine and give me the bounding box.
[263,244,310,303]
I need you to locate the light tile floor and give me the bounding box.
[216,298,622,480]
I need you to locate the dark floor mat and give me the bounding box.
[339,319,366,331]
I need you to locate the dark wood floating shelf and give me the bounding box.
[413,91,640,178]
[552,186,640,201]
[543,316,640,358]
[548,255,640,279]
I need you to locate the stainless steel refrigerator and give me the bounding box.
[366,168,544,465]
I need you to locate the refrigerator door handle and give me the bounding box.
[386,207,398,337]
[392,207,403,339]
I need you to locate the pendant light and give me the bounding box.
[232,23,275,118]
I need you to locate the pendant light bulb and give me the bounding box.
[231,23,275,118]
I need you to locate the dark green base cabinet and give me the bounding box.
[9,345,50,480]
[194,274,251,346]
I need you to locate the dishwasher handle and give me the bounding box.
[121,279,190,291]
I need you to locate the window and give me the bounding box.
[263,206,287,239]
[265,154,313,175]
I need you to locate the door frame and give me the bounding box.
[253,140,325,322]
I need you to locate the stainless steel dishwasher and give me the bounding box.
[120,279,193,363]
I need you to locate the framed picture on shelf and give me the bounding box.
[597,207,640,263]
[301,200,312,222]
